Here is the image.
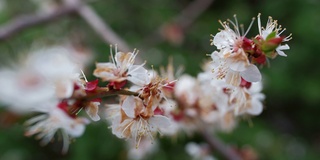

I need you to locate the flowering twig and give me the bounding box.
[0,4,292,158]
[83,88,140,101]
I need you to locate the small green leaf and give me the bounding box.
[266,31,277,41]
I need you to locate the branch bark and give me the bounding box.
[74,1,131,52]
[83,87,139,101]
[141,0,215,48]
[199,127,242,160]
[0,0,132,53]
[0,4,79,40]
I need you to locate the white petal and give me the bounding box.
[122,96,136,118]
[115,52,133,69]
[111,115,123,138]
[65,122,86,137]
[85,102,101,121]
[0,70,55,112]
[210,51,224,68]
[213,31,235,49]
[28,49,78,78]
[55,80,74,98]
[276,44,289,57]
[249,81,263,93]
[115,52,125,67]
[229,60,246,72]
[94,63,117,79]
[225,70,241,86]
[174,75,198,105]
[95,62,116,68]
[240,65,261,82]
[247,97,263,115]
[185,142,201,156]
[128,65,148,86]
[148,115,171,130]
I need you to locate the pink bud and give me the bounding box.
[85,79,99,92]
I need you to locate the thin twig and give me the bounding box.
[175,0,215,31]
[84,87,139,101]
[141,0,215,48]
[0,0,132,53]
[0,4,79,40]
[199,126,242,160]
[74,1,131,52]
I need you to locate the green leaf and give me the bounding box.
[266,31,277,41]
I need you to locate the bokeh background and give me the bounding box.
[0,0,320,159]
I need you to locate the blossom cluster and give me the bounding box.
[0,14,291,158]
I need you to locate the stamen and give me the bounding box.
[233,14,239,31]
[244,17,255,37]
[175,66,184,78]
[75,107,83,115]
[110,45,116,67]
[284,33,293,41]
[162,79,178,87]
[240,24,244,36]
[227,19,240,35]
[127,48,137,64]
[121,120,135,137]
[218,20,226,29]
[115,44,118,54]
[257,13,262,35]
[278,28,286,35]
[80,69,88,82]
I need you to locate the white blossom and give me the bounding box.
[94,48,148,86]
[111,96,171,148]
[257,14,292,57]
[25,106,89,153]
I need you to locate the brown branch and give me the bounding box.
[83,87,139,101]
[0,3,79,40]
[73,1,131,53]
[199,126,242,160]
[0,0,132,54]
[175,0,215,31]
[140,0,215,48]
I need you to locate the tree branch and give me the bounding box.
[83,87,139,101]
[0,4,79,40]
[74,1,131,52]
[0,0,132,54]
[199,126,242,160]
[141,0,215,48]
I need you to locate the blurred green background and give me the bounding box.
[0,0,320,159]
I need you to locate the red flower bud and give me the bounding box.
[108,80,127,90]
[86,79,99,92]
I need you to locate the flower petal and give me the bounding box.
[225,70,241,86]
[93,63,117,80]
[122,96,136,118]
[246,96,264,115]
[128,65,148,86]
[85,102,101,121]
[148,115,171,132]
[240,65,261,82]
[276,44,289,57]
